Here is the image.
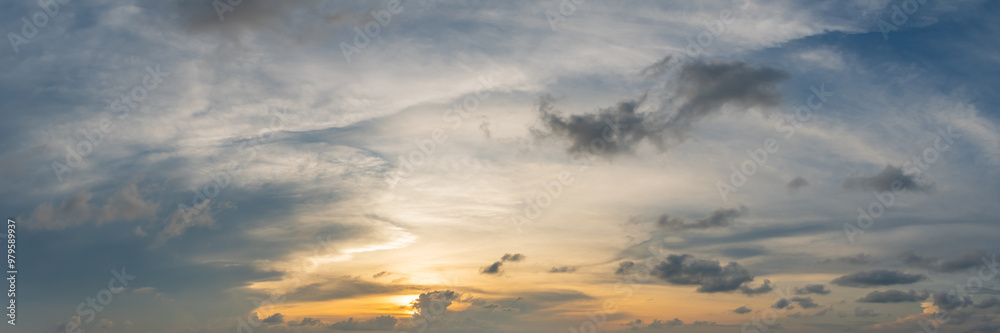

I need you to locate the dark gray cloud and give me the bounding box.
[831,269,927,287]
[819,254,880,265]
[501,253,526,262]
[843,165,929,192]
[857,289,929,303]
[899,249,987,273]
[657,206,749,231]
[795,284,831,295]
[733,306,753,314]
[646,318,684,328]
[854,307,879,317]
[740,279,773,295]
[288,318,322,326]
[791,296,819,309]
[786,176,809,192]
[974,297,1000,309]
[932,291,973,311]
[481,261,503,275]
[646,254,756,293]
[549,266,576,273]
[482,253,526,275]
[773,298,792,309]
[412,290,461,318]
[328,315,398,331]
[261,313,284,324]
[534,60,788,158]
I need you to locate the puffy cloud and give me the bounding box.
[791,296,819,309]
[534,60,788,158]
[548,266,576,273]
[831,269,927,287]
[328,315,397,331]
[641,254,756,293]
[501,253,526,262]
[854,307,879,317]
[898,249,987,273]
[733,306,753,314]
[481,261,503,275]
[288,318,322,326]
[857,289,929,303]
[27,192,93,230]
[740,279,773,295]
[843,165,929,192]
[412,290,461,318]
[657,206,748,231]
[786,176,809,192]
[819,254,879,265]
[773,298,792,309]
[932,291,973,311]
[794,284,831,295]
[261,313,284,324]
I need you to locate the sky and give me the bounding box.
[2,0,1000,332]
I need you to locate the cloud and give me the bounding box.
[481,253,526,275]
[501,253,526,262]
[534,60,788,158]
[794,284,831,295]
[645,254,756,293]
[261,313,284,324]
[773,298,792,309]
[98,182,159,224]
[843,165,929,192]
[898,249,987,273]
[857,289,929,303]
[740,279,773,295]
[815,306,833,317]
[854,307,879,317]
[412,290,461,319]
[830,269,927,287]
[786,176,809,192]
[288,318,322,326]
[646,318,684,328]
[549,266,576,273]
[327,315,397,331]
[657,206,749,231]
[733,306,753,314]
[27,192,93,230]
[932,291,973,311]
[791,296,819,309]
[819,254,879,265]
[372,271,390,279]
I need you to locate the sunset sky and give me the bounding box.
[3,1,1000,332]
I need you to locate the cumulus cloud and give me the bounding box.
[412,290,461,319]
[534,60,788,158]
[549,266,576,273]
[733,306,753,314]
[640,254,757,293]
[786,176,809,192]
[481,253,526,275]
[831,269,927,287]
[328,315,397,331]
[819,254,879,265]
[854,307,880,317]
[501,253,526,262]
[740,279,773,295]
[932,291,973,311]
[791,296,819,309]
[843,165,929,192]
[657,206,749,231]
[773,298,792,309]
[98,182,159,224]
[288,318,322,326]
[261,313,284,324]
[898,249,987,273]
[857,289,929,303]
[794,284,831,295]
